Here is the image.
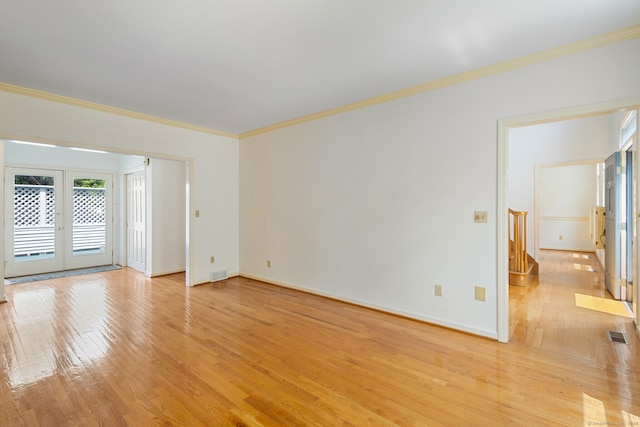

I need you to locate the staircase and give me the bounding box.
[509,209,539,286]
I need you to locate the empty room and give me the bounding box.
[1,1,640,425]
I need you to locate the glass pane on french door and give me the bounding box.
[64,172,113,270]
[5,167,64,277]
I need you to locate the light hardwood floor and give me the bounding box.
[1,251,638,426]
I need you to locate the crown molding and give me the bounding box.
[0,82,239,140]
[2,24,638,141]
[240,24,640,139]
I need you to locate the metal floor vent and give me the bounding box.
[607,331,628,344]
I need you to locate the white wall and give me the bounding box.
[240,38,640,338]
[147,158,187,276]
[536,162,598,252]
[508,116,615,257]
[0,93,239,285]
[120,153,146,171]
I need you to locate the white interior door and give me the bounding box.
[126,170,145,272]
[64,171,113,270]
[5,167,64,277]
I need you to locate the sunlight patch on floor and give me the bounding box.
[583,393,640,426]
[623,410,640,425]
[575,293,632,318]
[583,393,606,426]
[573,263,595,272]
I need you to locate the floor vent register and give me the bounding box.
[607,330,629,345]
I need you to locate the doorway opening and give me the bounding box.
[498,98,640,343]
[2,140,190,286]
[5,167,113,277]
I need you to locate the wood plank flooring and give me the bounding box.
[510,250,638,368]
[1,251,639,426]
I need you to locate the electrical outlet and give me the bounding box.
[559,235,563,240]
[267,260,271,268]
[195,210,200,218]
[210,256,215,264]
[475,286,486,301]
[435,284,443,297]
[474,211,488,223]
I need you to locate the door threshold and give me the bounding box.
[5,265,121,285]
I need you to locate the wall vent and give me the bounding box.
[210,269,228,283]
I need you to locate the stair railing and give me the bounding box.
[509,209,528,273]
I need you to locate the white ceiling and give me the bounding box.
[1,1,639,135]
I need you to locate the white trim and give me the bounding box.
[537,217,589,221]
[0,82,239,140]
[620,110,637,134]
[240,26,640,138]
[5,162,117,176]
[186,160,194,286]
[497,122,509,343]
[3,25,638,141]
[147,268,186,277]
[497,97,640,343]
[499,98,640,129]
[1,134,193,163]
[536,159,606,168]
[241,273,498,339]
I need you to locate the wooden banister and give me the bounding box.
[509,209,528,274]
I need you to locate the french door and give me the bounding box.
[5,167,113,277]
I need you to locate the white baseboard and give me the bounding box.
[147,268,186,278]
[239,273,497,340]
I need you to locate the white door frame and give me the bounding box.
[64,170,114,270]
[497,97,640,343]
[4,167,64,277]
[4,167,114,276]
